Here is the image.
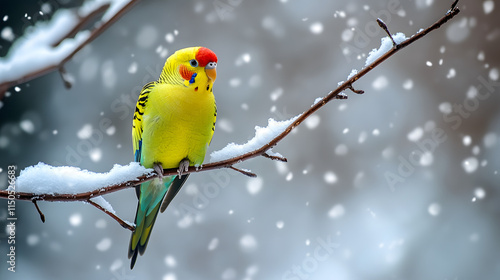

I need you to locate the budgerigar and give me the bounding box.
[128,47,218,269]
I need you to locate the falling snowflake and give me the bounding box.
[77,124,93,139]
[462,157,479,173]
[276,221,284,229]
[419,152,434,166]
[328,204,345,219]
[483,0,495,14]
[96,238,112,251]
[165,255,177,267]
[428,203,441,216]
[240,234,258,251]
[69,213,82,226]
[305,115,320,129]
[407,127,423,142]
[474,187,486,200]
[324,171,338,184]
[310,22,323,34]
[208,238,219,251]
[246,177,263,195]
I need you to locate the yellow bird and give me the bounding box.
[128,47,218,269]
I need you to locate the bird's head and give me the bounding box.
[159,46,218,88]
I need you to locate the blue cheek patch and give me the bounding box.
[189,73,197,84]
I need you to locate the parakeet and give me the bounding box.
[128,46,218,269]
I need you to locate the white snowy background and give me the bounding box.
[1,0,500,279]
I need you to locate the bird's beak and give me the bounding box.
[205,62,217,81]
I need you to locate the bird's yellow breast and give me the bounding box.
[140,83,216,169]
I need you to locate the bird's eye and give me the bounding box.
[190,59,198,67]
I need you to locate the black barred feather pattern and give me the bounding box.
[133,82,155,123]
[212,103,217,132]
[132,81,155,163]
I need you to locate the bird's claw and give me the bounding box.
[178,159,190,178]
[154,163,163,180]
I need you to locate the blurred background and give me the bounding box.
[1,0,499,279]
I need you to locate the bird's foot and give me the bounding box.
[178,158,190,178]
[154,162,163,180]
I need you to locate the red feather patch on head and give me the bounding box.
[195,47,217,67]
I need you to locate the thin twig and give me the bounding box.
[59,66,73,89]
[377,19,397,47]
[32,199,45,223]
[347,85,365,94]
[0,0,140,99]
[229,166,257,177]
[51,3,111,47]
[262,153,288,162]
[0,1,461,229]
[87,199,135,231]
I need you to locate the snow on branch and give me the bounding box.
[0,0,462,230]
[15,162,152,195]
[12,162,152,230]
[0,0,140,99]
[209,116,299,163]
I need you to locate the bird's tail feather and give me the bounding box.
[128,176,174,269]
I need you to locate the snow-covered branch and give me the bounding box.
[8,163,151,230]
[0,1,462,230]
[0,0,140,99]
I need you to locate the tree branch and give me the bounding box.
[86,199,135,231]
[0,1,461,230]
[0,0,140,99]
